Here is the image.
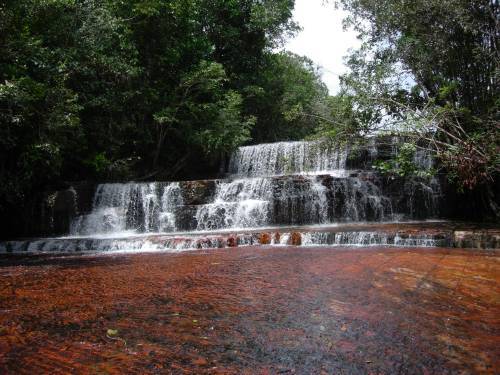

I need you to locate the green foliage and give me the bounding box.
[373,143,435,179]
[106,329,118,337]
[247,52,329,142]
[19,143,63,183]
[312,94,365,143]
[333,0,499,190]
[195,91,255,155]
[86,153,111,176]
[1,0,318,237]
[338,0,498,113]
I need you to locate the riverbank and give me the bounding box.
[1,246,498,373]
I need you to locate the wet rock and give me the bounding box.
[238,235,255,246]
[226,236,237,247]
[32,183,96,237]
[179,180,217,205]
[2,246,497,373]
[173,206,198,231]
[290,232,302,246]
[259,233,272,245]
[192,357,208,366]
[453,230,500,249]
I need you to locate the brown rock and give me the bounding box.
[227,236,237,247]
[192,357,208,366]
[259,233,272,245]
[274,232,281,243]
[290,232,302,246]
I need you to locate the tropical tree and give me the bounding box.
[326,0,499,194]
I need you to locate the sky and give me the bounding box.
[284,0,360,94]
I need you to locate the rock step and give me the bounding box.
[2,223,498,253]
[32,170,449,237]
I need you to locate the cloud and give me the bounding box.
[284,0,360,94]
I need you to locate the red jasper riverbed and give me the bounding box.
[0,246,499,374]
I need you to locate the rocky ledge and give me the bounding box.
[1,222,498,254]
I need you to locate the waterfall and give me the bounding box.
[228,141,348,177]
[66,139,441,237]
[159,182,183,232]
[1,137,447,253]
[1,227,453,254]
[194,178,272,231]
[70,182,183,235]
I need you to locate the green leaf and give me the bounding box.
[107,329,118,337]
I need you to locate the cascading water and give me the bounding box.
[68,139,441,237]
[159,182,184,232]
[1,137,446,253]
[195,178,272,231]
[228,141,348,177]
[70,182,183,235]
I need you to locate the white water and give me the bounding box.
[228,140,348,177]
[0,228,450,254]
[195,178,272,231]
[2,139,445,253]
[68,140,441,237]
[70,182,183,235]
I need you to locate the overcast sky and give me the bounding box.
[284,0,360,94]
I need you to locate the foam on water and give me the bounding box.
[2,139,444,253]
[228,140,348,177]
[0,227,452,254]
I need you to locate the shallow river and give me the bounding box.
[0,246,498,374]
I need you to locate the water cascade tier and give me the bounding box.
[71,139,442,235]
[2,137,454,253]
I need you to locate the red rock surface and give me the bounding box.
[0,246,499,374]
[289,232,302,246]
[259,233,272,245]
